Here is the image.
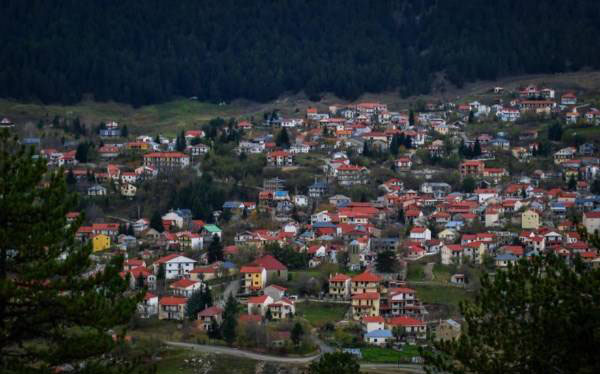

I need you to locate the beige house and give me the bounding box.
[351,271,381,294]
[521,209,540,229]
[351,292,380,320]
[583,211,600,235]
[329,273,351,299]
[158,296,187,320]
[267,298,295,319]
[438,229,459,243]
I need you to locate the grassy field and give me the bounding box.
[405,263,426,281]
[153,348,257,374]
[360,345,420,363]
[295,301,348,327]
[409,284,473,316]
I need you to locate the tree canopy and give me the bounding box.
[2,1,600,105]
[423,254,600,374]
[0,130,140,373]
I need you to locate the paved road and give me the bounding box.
[164,341,425,372]
[165,341,320,363]
[217,279,239,307]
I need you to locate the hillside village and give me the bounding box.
[5,83,600,360]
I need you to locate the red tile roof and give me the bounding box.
[159,296,187,305]
[351,271,381,282]
[252,255,287,271]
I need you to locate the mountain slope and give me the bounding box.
[1,0,599,106]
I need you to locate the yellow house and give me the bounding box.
[351,292,380,320]
[92,234,111,252]
[240,265,266,293]
[521,209,540,230]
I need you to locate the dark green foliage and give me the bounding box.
[121,125,129,138]
[567,175,577,191]
[221,294,238,346]
[207,235,224,263]
[548,121,564,141]
[591,178,600,195]
[186,287,213,320]
[309,352,360,374]
[207,318,221,339]
[291,322,304,346]
[175,131,186,152]
[461,176,476,193]
[0,130,140,373]
[66,169,76,185]
[75,142,91,163]
[150,210,163,232]
[375,249,400,273]
[275,128,290,148]
[3,1,599,105]
[265,242,308,270]
[423,254,600,374]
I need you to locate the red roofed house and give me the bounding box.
[154,253,197,280]
[240,266,267,293]
[362,315,385,333]
[158,296,187,320]
[351,271,381,295]
[409,226,432,242]
[169,278,202,297]
[267,151,293,167]
[387,287,423,317]
[460,160,485,177]
[251,255,288,281]
[387,317,426,339]
[267,298,295,319]
[329,273,352,299]
[247,295,273,317]
[143,152,190,170]
[196,306,224,331]
[583,211,600,235]
[138,291,159,318]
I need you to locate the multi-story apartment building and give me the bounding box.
[351,271,381,294]
[240,265,267,293]
[336,165,369,186]
[351,292,380,320]
[143,152,190,170]
[460,160,485,177]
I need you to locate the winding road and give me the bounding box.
[164,341,425,372]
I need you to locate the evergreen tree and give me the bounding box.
[568,175,577,191]
[207,235,224,263]
[265,308,273,321]
[75,142,89,163]
[154,134,161,144]
[376,250,399,273]
[208,318,221,339]
[548,121,563,141]
[275,128,290,148]
[0,130,140,373]
[409,110,415,127]
[186,287,212,320]
[462,177,476,193]
[176,131,186,151]
[221,293,238,346]
[66,169,76,185]
[121,125,129,138]
[390,134,400,156]
[423,254,600,374]
[291,322,304,346]
[150,210,163,232]
[468,110,475,123]
[591,178,600,195]
[473,140,482,157]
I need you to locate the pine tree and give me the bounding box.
[473,139,482,157]
[423,254,600,374]
[276,128,290,148]
[75,142,89,163]
[208,235,224,263]
[409,109,415,127]
[291,322,304,346]
[150,210,163,232]
[66,169,76,185]
[208,318,221,339]
[221,293,238,346]
[568,175,577,191]
[186,287,212,320]
[0,130,140,373]
[390,134,400,156]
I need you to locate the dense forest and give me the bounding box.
[1,0,600,106]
